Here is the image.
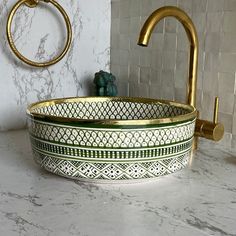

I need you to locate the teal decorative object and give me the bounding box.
[94,70,118,96]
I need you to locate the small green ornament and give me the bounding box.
[106,82,118,96]
[94,72,106,87]
[94,70,118,96]
[98,87,105,96]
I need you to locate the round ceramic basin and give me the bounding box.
[27,97,197,182]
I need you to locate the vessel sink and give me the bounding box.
[27,97,197,182]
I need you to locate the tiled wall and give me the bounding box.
[0,0,110,131]
[110,0,236,148]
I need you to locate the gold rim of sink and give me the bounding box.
[27,96,197,126]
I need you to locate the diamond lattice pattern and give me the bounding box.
[32,100,189,120]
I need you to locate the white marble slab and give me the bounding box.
[0,0,111,131]
[0,130,236,235]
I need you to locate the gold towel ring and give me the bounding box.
[6,0,72,67]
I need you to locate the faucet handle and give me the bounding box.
[195,96,224,141]
[213,97,219,124]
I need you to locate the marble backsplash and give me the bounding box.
[0,0,110,131]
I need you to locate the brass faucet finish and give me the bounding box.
[138,6,224,146]
[138,6,198,108]
[195,97,224,141]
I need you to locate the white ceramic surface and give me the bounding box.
[28,97,196,181]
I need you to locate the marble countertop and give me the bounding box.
[0,130,236,236]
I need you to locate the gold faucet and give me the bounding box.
[137,6,224,147]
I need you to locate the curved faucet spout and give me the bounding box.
[138,6,198,108]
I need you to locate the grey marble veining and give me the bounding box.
[0,0,110,131]
[0,129,236,236]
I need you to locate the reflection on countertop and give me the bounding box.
[0,130,235,236]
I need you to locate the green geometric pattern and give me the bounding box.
[29,119,195,148]
[28,99,196,181]
[30,136,193,160]
[32,100,189,120]
[33,150,190,180]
